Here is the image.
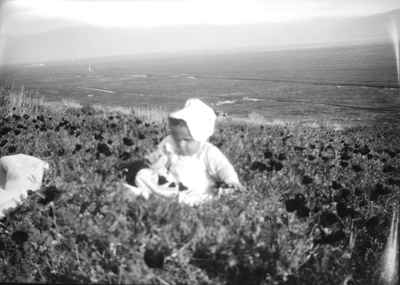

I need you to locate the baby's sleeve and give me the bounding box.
[206,145,240,184]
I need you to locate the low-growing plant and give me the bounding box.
[0,85,399,284]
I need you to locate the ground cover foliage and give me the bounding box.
[0,86,400,284]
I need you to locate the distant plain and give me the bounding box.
[1,41,399,125]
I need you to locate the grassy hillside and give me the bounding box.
[0,85,399,284]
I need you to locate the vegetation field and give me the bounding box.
[0,85,399,284]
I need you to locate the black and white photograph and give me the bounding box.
[0,0,399,284]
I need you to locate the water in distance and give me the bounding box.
[1,41,399,125]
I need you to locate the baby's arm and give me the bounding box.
[207,145,245,192]
[217,166,245,191]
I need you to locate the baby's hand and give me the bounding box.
[226,182,246,192]
[144,150,160,164]
[145,150,168,170]
[145,143,172,164]
[217,181,245,196]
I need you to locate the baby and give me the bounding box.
[123,99,245,206]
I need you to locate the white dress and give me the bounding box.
[124,135,240,206]
[0,154,49,218]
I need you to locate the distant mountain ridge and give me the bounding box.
[2,9,400,65]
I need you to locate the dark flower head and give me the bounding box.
[340,154,351,160]
[321,156,329,162]
[36,115,45,122]
[332,181,342,190]
[11,230,29,245]
[97,143,111,156]
[274,162,283,171]
[320,211,338,227]
[12,114,21,121]
[94,133,104,141]
[38,186,62,205]
[336,202,350,218]
[8,145,17,153]
[294,146,305,152]
[383,165,396,173]
[278,153,286,161]
[322,230,346,244]
[123,137,134,146]
[264,151,273,159]
[285,199,297,212]
[370,184,392,201]
[144,248,164,268]
[360,147,371,155]
[302,175,313,185]
[354,188,363,196]
[296,204,310,218]
[0,127,12,137]
[352,165,363,172]
[250,161,267,172]
[58,148,65,156]
[340,188,351,199]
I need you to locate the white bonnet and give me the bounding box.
[169,99,216,142]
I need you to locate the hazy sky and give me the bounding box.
[1,0,400,35]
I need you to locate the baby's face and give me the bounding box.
[170,125,201,156]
